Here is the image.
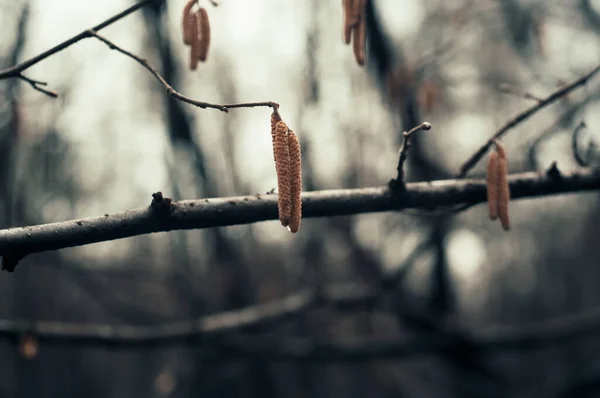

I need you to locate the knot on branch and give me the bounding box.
[150,192,173,216]
[546,161,562,181]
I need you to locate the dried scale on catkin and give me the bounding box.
[486,140,511,231]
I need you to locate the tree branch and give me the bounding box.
[3,280,600,362]
[1,168,600,270]
[0,1,278,113]
[0,0,156,80]
[90,31,277,113]
[457,63,600,178]
[389,122,432,189]
[0,283,378,347]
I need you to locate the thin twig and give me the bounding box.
[458,63,600,178]
[17,74,58,98]
[0,0,156,82]
[1,168,600,271]
[498,82,543,103]
[572,121,589,167]
[391,122,432,188]
[90,31,277,113]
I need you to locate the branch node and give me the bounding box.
[546,161,562,180]
[150,192,173,215]
[390,122,432,191]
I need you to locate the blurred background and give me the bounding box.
[1,0,600,397]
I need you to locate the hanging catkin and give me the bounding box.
[486,140,511,231]
[287,131,302,233]
[182,0,198,45]
[270,111,281,163]
[342,0,355,44]
[352,0,366,66]
[197,8,211,61]
[274,121,292,226]
[495,141,510,231]
[486,151,499,220]
[189,12,200,70]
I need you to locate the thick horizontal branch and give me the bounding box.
[1,168,599,270]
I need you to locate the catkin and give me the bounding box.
[271,111,281,162]
[274,121,291,226]
[182,0,197,45]
[342,0,354,44]
[486,151,499,220]
[496,144,510,231]
[287,131,302,233]
[197,8,211,62]
[352,0,364,25]
[189,12,200,71]
[352,2,366,66]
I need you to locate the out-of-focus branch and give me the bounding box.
[457,63,600,177]
[4,281,600,360]
[90,31,277,113]
[222,299,600,362]
[1,169,600,270]
[572,121,590,167]
[0,284,377,347]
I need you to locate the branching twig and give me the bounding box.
[458,63,600,178]
[17,74,57,98]
[0,0,156,82]
[1,169,600,270]
[0,1,278,113]
[90,31,277,113]
[390,122,432,189]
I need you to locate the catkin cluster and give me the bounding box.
[342,0,367,66]
[271,112,302,233]
[181,0,211,71]
[486,140,511,231]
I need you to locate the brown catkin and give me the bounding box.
[287,131,302,233]
[352,3,366,66]
[352,0,364,25]
[274,121,291,226]
[189,12,200,70]
[182,0,197,45]
[496,146,511,231]
[343,0,354,44]
[486,151,499,220]
[270,111,281,162]
[197,8,211,62]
